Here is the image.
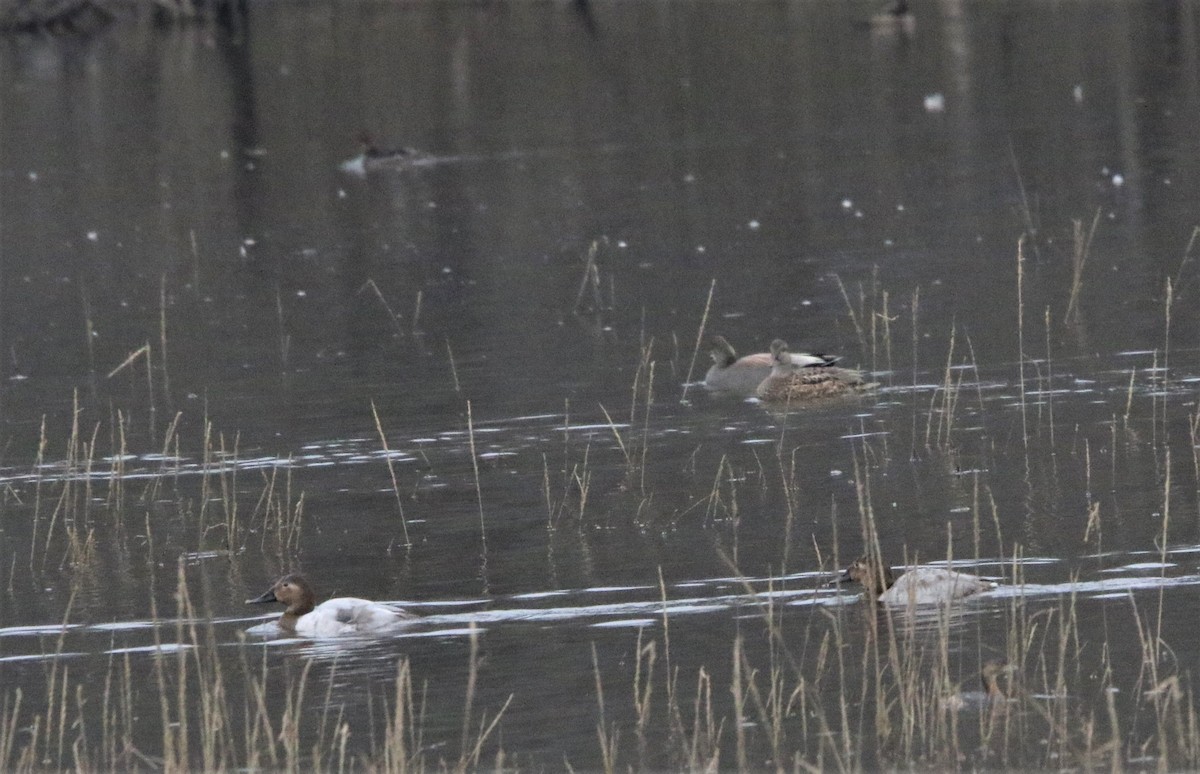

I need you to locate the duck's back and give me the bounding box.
[756,366,868,402]
[297,597,415,637]
[879,567,995,605]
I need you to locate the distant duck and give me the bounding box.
[832,555,997,606]
[247,573,416,636]
[868,0,915,31]
[943,659,1018,711]
[339,131,424,176]
[978,658,1016,699]
[754,339,873,402]
[704,335,838,395]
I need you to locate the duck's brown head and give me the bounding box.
[246,573,317,616]
[981,658,1017,697]
[356,130,379,156]
[832,555,896,596]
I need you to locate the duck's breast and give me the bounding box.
[880,568,995,605]
[297,597,411,637]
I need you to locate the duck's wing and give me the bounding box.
[883,568,994,605]
[788,368,856,387]
[303,598,415,636]
[294,600,358,636]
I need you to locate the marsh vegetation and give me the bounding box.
[5,1,1200,770]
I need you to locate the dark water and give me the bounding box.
[4,0,1200,769]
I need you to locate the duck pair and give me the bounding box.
[248,554,995,637]
[704,336,874,402]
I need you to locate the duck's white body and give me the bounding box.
[836,556,996,606]
[293,597,413,637]
[877,567,996,606]
[338,150,424,177]
[339,133,426,177]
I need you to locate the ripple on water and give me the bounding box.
[0,652,86,663]
[1099,562,1177,572]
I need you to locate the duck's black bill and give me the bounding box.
[826,569,853,588]
[246,589,278,604]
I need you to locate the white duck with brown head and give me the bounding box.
[833,555,997,606]
[247,574,416,637]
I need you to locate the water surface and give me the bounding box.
[4,0,1200,769]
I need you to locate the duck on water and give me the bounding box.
[755,339,874,403]
[339,131,425,176]
[831,555,997,606]
[247,574,416,637]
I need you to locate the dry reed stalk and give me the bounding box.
[591,642,618,774]
[1016,235,1029,449]
[572,239,605,315]
[679,278,716,403]
[1044,306,1055,448]
[833,273,866,353]
[371,401,411,548]
[81,285,96,380]
[159,274,171,400]
[1064,209,1100,325]
[445,338,461,393]
[466,400,486,549]
[359,279,405,337]
[1009,140,1040,256]
[274,287,290,373]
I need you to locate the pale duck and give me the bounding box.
[704,335,839,395]
[246,573,417,636]
[867,0,915,32]
[339,131,425,176]
[755,339,874,402]
[833,555,997,605]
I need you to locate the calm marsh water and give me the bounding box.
[4,0,1200,769]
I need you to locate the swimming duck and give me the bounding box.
[833,555,997,605]
[979,658,1016,698]
[704,335,838,395]
[942,659,1018,711]
[754,339,873,402]
[867,0,915,32]
[246,573,416,636]
[339,131,424,176]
